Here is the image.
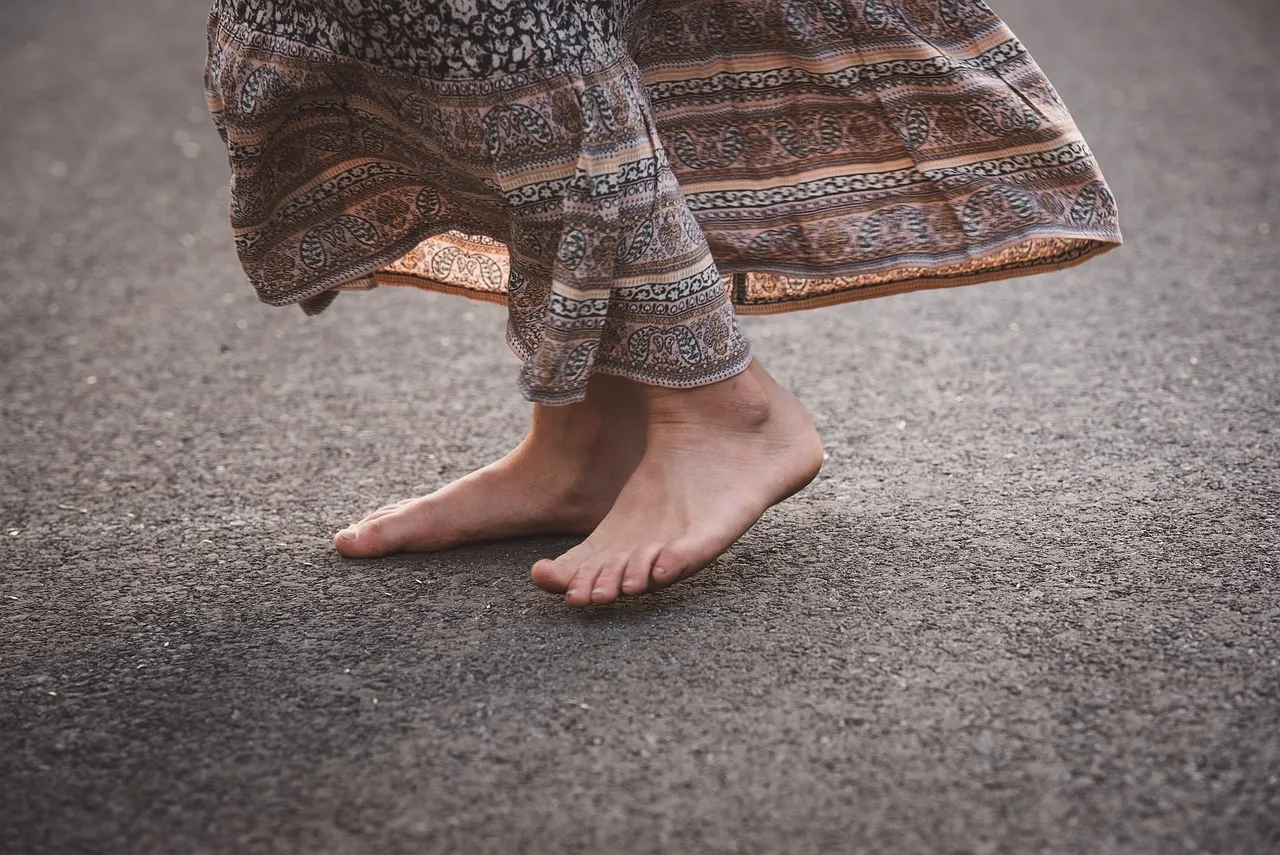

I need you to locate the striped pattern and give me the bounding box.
[206,0,1121,404]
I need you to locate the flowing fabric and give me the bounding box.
[205,0,1121,403]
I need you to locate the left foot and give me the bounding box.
[530,360,823,606]
[332,375,645,557]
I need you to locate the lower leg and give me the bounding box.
[333,373,645,557]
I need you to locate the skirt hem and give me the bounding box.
[303,229,1122,318]
[511,344,757,405]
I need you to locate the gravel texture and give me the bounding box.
[1,1,1277,853]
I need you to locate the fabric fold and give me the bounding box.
[514,58,752,404]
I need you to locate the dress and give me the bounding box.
[204,0,1121,404]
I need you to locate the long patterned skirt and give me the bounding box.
[205,0,1121,404]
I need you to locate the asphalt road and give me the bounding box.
[2,1,1278,853]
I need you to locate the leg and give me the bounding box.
[531,358,823,606]
[333,373,645,557]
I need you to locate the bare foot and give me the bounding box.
[333,375,645,557]
[530,360,823,605]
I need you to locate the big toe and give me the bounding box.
[530,558,576,593]
[650,540,705,589]
[531,543,596,593]
[334,513,407,558]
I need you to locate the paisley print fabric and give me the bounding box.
[205,0,1121,404]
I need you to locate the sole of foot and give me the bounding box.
[530,360,822,606]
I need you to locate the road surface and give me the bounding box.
[1,1,1277,852]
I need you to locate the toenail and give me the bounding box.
[592,587,604,595]
[654,566,669,578]
[336,528,357,541]
[567,588,578,597]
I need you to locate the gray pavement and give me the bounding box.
[2,1,1278,853]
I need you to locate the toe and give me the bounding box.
[565,560,606,607]
[334,513,404,558]
[339,500,414,553]
[531,542,595,593]
[333,527,360,555]
[590,560,626,605]
[530,558,566,592]
[651,541,698,588]
[621,544,662,597]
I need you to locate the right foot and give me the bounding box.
[530,361,823,605]
[333,376,645,557]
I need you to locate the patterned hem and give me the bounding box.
[366,230,1118,314]
[727,233,1119,313]
[512,343,756,406]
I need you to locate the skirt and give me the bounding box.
[204,0,1121,404]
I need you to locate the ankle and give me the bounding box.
[646,366,772,432]
[518,406,639,491]
[502,435,619,527]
